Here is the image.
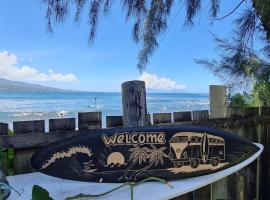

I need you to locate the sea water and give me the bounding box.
[0,92,209,130]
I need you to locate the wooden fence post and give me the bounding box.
[49,118,75,133]
[173,111,192,122]
[106,116,123,128]
[0,123,8,175]
[78,112,102,130]
[153,113,172,124]
[260,107,270,200]
[210,85,227,118]
[209,85,228,200]
[121,80,147,127]
[226,107,245,200]
[191,110,211,200]
[13,120,45,174]
[121,81,191,200]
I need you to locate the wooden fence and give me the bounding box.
[0,83,269,200]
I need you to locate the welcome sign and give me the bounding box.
[101,132,166,147]
[31,125,260,183]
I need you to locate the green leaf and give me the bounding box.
[32,185,53,200]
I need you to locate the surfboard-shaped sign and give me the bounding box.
[31,125,260,183]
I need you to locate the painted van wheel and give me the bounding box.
[173,161,183,168]
[190,159,199,168]
[211,158,219,166]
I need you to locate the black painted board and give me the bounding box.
[31,125,259,183]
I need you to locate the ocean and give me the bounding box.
[0,92,209,131]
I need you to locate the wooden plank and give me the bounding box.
[0,123,8,174]
[174,115,270,128]
[242,124,257,200]
[209,85,228,200]
[259,121,270,200]
[231,108,258,200]
[106,116,123,128]
[244,107,259,118]
[0,132,80,150]
[49,118,75,133]
[121,80,147,127]
[227,107,244,118]
[260,107,270,115]
[193,109,211,200]
[13,148,38,175]
[12,120,45,175]
[192,110,209,121]
[0,122,8,135]
[78,112,102,130]
[146,113,152,125]
[13,120,45,134]
[153,113,172,124]
[173,111,192,122]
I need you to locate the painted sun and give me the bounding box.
[106,152,125,166]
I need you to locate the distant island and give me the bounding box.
[0,78,80,92]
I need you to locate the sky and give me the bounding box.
[0,1,246,93]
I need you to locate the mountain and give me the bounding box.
[0,78,79,92]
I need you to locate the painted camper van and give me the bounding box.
[168,132,225,168]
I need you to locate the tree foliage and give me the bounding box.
[41,0,229,70]
[228,93,249,108]
[251,81,270,106]
[197,0,270,90]
[41,0,270,75]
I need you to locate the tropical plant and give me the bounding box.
[40,0,270,70]
[250,81,270,107]
[228,93,249,108]
[130,145,167,180]
[0,147,5,163]
[121,145,149,180]
[32,185,53,200]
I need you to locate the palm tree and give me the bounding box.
[129,145,167,181]
[121,145,149,180]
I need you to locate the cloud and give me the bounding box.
[139,72,186,91]
[0,51,77,82]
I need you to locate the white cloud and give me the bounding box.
[0,51,77,82]
[139,72,186,91]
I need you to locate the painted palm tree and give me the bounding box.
[121,145,149,180]
[130,145,167,180]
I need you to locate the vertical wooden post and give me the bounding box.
[78,112,102,130]
[0,123,8,135]
[209,85,227,119]
[260,107,270,200]
[121,80,147,127]
[209,85,228,200]
[0,123,8,175]
[106,116,123,128]
[192,110,211,200]
[13,120,45,174]
[49,118,75,133]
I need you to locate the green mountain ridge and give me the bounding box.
[0,78,79,92]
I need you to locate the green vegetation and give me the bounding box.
[228,93,249,108]
[7,130,14,176]
[228,81,270,108]
[32,185,53,200]
[251,82,270,107]
[0,147,6,166]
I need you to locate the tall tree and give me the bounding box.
[41,0,270,73]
